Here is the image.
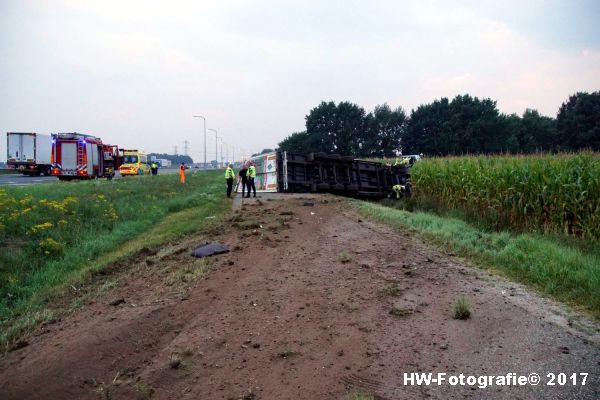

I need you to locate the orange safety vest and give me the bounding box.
[179,165,185,184]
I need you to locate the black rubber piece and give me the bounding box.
[192,243,230,258]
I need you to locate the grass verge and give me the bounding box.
[1,171,230,346]
[353,201,600,318]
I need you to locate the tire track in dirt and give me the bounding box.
[1,194,599,400]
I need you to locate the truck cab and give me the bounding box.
[119,150,150,176]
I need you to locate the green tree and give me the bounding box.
[148,153,193,165]
[518,109,557,152]
[251,148,275,157]
[402,97,451,155]
[278,131,322,154]
[403,95,505,155]
[305,101,366,155]
[362,104,408,157]
[557,91,600,151]
[499,113,522,154]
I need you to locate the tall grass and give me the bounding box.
[410,153,600,241]
[0,171,228,341]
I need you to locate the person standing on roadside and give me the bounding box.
[246,161,256,198]
[179,162,186,184]
[151,161,158,175]
[225,163,235,198]
[238,161,249,197]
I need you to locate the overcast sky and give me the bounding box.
[1,0,599,163]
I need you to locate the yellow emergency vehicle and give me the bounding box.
[119,150,151,176]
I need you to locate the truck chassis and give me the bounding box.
[278,152,411,199]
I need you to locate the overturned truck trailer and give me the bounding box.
[242,152,411,199]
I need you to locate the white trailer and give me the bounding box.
[157,159,171,168]
[6,132,53,176]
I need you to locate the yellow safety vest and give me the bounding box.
[248,166,256,178]
[225,167,235,179]
[392,184,405,199]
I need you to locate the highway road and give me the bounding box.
[0,168,185,186]
[0,174,58,186]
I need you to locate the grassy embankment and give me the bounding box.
[357,153,600,317]
[0,171,229,345]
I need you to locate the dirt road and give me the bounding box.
[1,195,599,399]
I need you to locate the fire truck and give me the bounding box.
[51,133,120,180]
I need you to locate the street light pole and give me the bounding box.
[193,115,206,170]
[208,128,218,168]
[220,139,224,167]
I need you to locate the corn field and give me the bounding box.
[410,153,600,241]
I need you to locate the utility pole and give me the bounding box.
[174,145,178,156]
[183,140,189,156]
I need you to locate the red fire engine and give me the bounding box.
[51,133,121,180]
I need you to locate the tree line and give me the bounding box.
[148,153,194,165]
[277,91,600,156]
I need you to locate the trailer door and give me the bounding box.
[86,143,95,175]
[241,152,278,192]
[61,143,77,170]
[21,134,34,161]
[7,133,21,161]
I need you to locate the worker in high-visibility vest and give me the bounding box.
[179,162,186,184]
[151,162,158,175]
[394,157,410,166]
[225,163,235,198]
[392,184,405,199]
[246,162,256,198]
